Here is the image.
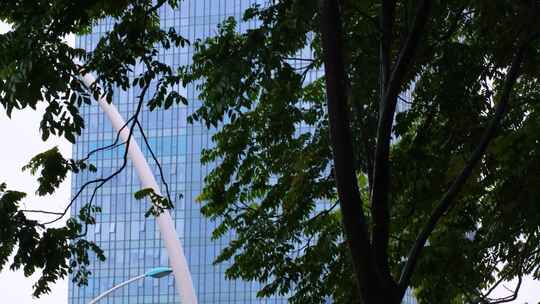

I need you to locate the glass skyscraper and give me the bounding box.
[69,1,416,303]
[69,1,288,303]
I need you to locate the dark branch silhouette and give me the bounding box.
[319,0,382,302]
[398,30,533,295]
[370,0,432,290]
[42,72,150,227]
[136,120,174,207]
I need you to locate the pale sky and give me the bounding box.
[0,20,538,304]
[0,21,71,304]
[0,107,71,303]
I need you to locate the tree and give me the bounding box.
[184,1,540,303]
[0,0,186,296]
[1,0,540,303]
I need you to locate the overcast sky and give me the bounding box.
[0,21,71,304]
[0,21,538,304]
[0,107,71,303]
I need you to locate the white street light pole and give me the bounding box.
[88,274,146,304]
[88,267,173,304]
[79,73,198,304]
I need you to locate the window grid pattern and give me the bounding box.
[69,1,285,303]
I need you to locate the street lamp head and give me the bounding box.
[145,267,173,279]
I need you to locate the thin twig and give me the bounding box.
[79,117,132,162]
[136,120,174,207]
[75,71,150,237]
[41,66,151,227]
[20,209,65,216]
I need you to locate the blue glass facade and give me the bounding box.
[69,1,287,303]
[69,1,417,303]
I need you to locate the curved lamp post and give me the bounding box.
[88,267,173,304]
[79,72,197,304]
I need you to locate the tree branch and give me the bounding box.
[20,91,132,221]
[21,209,64,216]
[373,0,397,285]
[79,117,132,163]
[305,200,340,225]
[136,120,173,207]
[468,274,523,304]
[41,66,151,227]
[73,71,151,237]
[371,0,431,288]
[380,0,396,97]
[487,275,522,304]
[398,32,532,296]
[319,0,382,301]
[148,0,168,14]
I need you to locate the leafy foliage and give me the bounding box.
[1,0,540,303]
[0,0,188,297]
[180,1,540,303]
[22,146,96,196]
[0,183,104,297]
[134,187,175,217]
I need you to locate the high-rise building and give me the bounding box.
[68,1,416,303]
[69,1,288,303]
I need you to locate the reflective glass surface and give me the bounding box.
[70,1,286,303]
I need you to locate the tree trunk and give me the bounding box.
[319,1,402,303]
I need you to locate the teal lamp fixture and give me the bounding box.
[145,267,173,278]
